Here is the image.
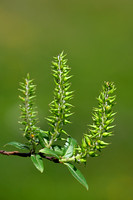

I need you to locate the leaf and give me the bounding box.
[39,148,60,159]
[38,134,46,148]
[5,142,30,150]
[64,163,88,190]
[36,129,49,148]
[31,154,44,173]
[63,137,77,158]
[53,146,64,156]
[38,129,49,138]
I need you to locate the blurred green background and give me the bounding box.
[0,0,133,199]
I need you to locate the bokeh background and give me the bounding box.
[0,0,133,199]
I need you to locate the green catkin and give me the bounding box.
[19,74,39,150]
[46,52,74,147]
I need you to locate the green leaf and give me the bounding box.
[5,142,30,150]
[63,137,77,158]
[39,148,60,159]
[31,154,44,173]
[64,163,88,190]
[37,129,49,148]
[53,146,64,156]
[39,129,49,137]
[38,134,46,148]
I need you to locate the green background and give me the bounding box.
[0,0,133,199]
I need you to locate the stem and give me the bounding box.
[0,150,31,157]
[0,150,60,163]
[0,150,83,164]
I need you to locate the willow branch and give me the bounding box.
[0,150,60,163]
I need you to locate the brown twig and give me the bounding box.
[0,150,60,163]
